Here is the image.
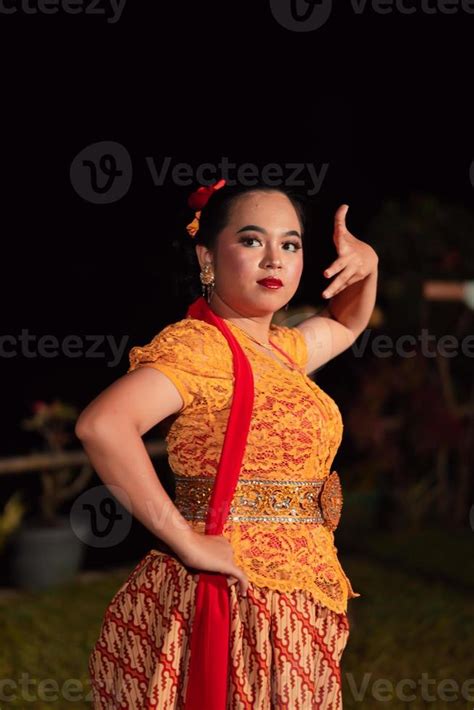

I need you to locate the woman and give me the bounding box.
[77,179,379,709]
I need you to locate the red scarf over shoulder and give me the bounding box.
[183,296,255,709]
[183,296,299,706]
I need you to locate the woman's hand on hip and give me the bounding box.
[179,532,249,597]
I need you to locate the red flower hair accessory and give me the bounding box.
[186,178,226,238]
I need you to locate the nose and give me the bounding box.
[261,243,282,270]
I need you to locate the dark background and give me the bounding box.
[0,5,473,703]
[0,3,472,517]
[1,4,473,459]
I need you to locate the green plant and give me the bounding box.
[20,399,93,527]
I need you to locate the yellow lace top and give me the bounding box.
[127,315,360,614]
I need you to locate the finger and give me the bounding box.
[323,257,349,279]
[334,204,349,235]
[324,273,358,299]
[227,575,238,587]
[322,268,355,299]
[234,568,249,597]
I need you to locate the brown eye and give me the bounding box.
[239,236,261,247]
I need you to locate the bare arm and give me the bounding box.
[75,365,250,593]
[296,206,379,374]
[75,367,197,561]
[296,268,378,374]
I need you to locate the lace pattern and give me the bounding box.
[127,316,360,613]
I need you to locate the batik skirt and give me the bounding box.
[88,549,350,709]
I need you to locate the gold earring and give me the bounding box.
[199,264,215,304]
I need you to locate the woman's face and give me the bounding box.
[199,190,304,318]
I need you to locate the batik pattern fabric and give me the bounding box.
[89,315,360,708]
[89,550,350,709]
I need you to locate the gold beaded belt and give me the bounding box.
[173,471,343,532]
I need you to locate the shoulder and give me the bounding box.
[270,324,309,370]
[128,317,233,375]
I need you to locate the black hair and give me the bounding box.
[172,182,309,304]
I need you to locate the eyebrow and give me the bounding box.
[236,224,302,239]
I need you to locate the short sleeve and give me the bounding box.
[273,325,309,370]
[127,318,233,413]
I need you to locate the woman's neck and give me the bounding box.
[208,292,274,346]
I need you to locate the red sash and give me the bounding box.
[183,296,255,709]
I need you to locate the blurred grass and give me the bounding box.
[0,533,473,709]
[341,526,474,589]
[341,556,474,709]
[0,569,131,709]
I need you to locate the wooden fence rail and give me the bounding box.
[0,440,167,476]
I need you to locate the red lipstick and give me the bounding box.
[257,277,283,289]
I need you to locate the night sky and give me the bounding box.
[1,2,473,458]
